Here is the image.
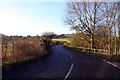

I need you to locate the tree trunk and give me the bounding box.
[91,34,94,49]
[91,2,97,49]
[109,29,111,55]
[12,42,14,56]
[118,29,120,53]
[114,25,117,54]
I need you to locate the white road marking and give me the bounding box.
[99,58,120,69]
[64,63,74,79]
[106,61,118,67]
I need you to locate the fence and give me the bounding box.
[65,45,109,55]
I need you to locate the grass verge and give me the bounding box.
[2,51,52,72]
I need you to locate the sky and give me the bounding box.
[0,0,75,36]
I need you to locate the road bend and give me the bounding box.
[3,44,120,79]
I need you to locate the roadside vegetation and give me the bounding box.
[2,34,52,70]
[63,2,120,62]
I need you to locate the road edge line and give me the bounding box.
[98,58,120,69]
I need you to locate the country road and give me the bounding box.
[3,44,120,79]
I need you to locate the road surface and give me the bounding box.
[3,44,120,79]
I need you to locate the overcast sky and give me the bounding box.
[0,0,75,36]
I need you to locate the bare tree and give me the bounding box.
[41,32,55,50]
[113,3,118,54]
[65,1,118,54]
[118,1,120,53]
[102,2,118,54]
[65,1,105,49]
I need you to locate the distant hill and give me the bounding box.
[65,33,76,38]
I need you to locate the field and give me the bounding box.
[52,38,73,44]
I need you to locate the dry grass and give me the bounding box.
[2,36,48,65]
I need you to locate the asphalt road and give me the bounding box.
[3,44,120,79]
